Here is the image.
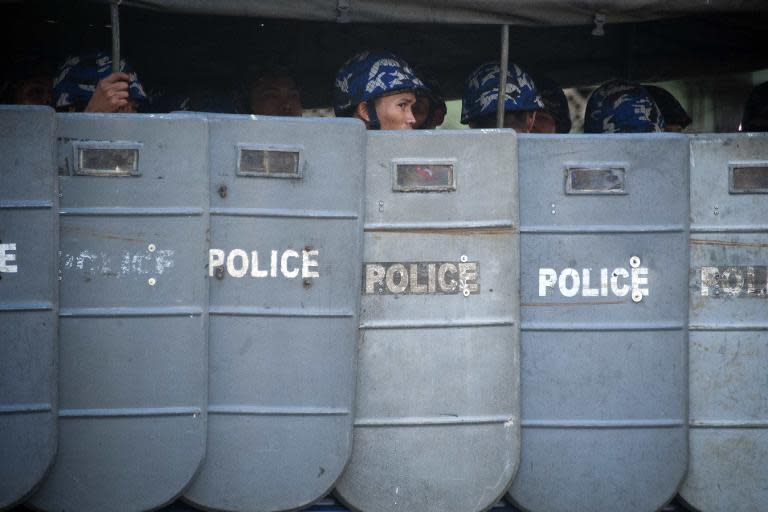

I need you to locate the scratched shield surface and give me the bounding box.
[334,131,520,512]
[508,134,689,512]
[0,106,58,509]
[679,133,768,512]
[29,114,208,511]
[183,115,365,512]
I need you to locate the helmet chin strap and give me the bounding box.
[366,101,381,130]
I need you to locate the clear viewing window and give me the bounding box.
[566,167,626,194]
[730,165,768,193]
[393,161,456,192]
[238,146,302,178]
[74,144,141,176]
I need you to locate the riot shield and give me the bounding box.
[0,106,58,509]
[183,115,366,512]
[29,113,209,511]
[508,134,689,512]
[335,130,521,512]
[680,133,768,512]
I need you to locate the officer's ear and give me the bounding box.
[356,101,371,123]
[525,111,537,133]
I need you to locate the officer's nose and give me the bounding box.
[406,107,416,127]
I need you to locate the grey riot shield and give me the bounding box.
[29,113,209,511]
[680,133,768,512]
[508,134,689,512]
[335,130,521,512]
[183,115,365,512]
[0,106,58,509]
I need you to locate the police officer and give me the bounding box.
[584,80,665,133]
[461,61,544,132]
[740,81,768,132]
[645,85,692,132]
[412,72,447,130]
[53,51,147,113]
[246,68,303,117]
[4,55,54,106]
[333,51,427,130]
[531,76,572,134]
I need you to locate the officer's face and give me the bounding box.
[374,92,417,130]
[412,95,431,128]
[248,74,303,117]
[117,99,138,113]
[531,111,557,133]
[14,77,52,106]
[470,110,536,133]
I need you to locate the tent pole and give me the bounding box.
[111,1,121,73]
[496,24,509,128]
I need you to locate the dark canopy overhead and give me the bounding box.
[99,0,768,26]
[3,0,768,108]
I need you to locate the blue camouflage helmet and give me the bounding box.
[461,62,544,124]
[332,51,426,117]
[645,85,692,129]
[53,51,148,110]
[584,80,665,133]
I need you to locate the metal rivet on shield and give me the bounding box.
[631,290,642,303]
[713,205,719,216]
[378,200,384,212]
[148,277,157,286]
[463,288,471,297]
[218,184,228,198]
[215,267,225,280]
[629,256,641,268]
[460,255,468,263]
[148,243,156,253]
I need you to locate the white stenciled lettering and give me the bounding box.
[700,267,717,296]
[427,263,437,293]
[155,250,175,274]
[281,250,300,278]
[611,268,630,297]
[700,266,768,298]
[721,267,745,295]
[409,263,427,293]
[62,248,175,278]
[538,268,557,296]
[250,251,268,277]
[438,263,458,293]
[365,264,386,294]
[600,268,609,297]
[209,248,320,279]
[209,249,225,277]
[386,264,408,293]
[631,267,650,297]
[364,261,480,295]
[558,268,580,297]
[270,250,278,278]
[227,249,249,278]
[0,243,18,273]
[538,266,651,299]
[582,269,599,297]
[459,262,479,294]
[302,250,320,278]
